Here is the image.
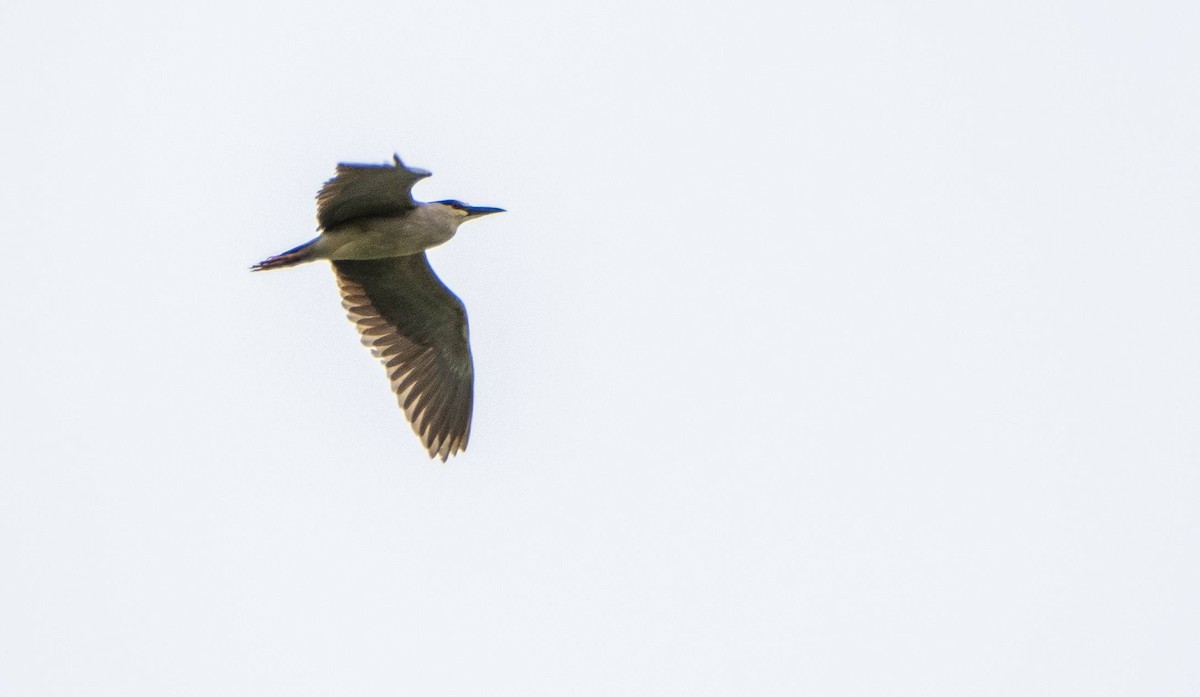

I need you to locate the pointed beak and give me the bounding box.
[464,205,505,219]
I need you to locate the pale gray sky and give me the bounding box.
[2,1,1198,695]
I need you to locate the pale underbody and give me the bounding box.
[307,206,459,261]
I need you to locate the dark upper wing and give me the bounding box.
[333,254,473,461]
[316,154,432,230]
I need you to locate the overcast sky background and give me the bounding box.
[2,1,1198,695]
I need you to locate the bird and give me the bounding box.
[252,153,504,461]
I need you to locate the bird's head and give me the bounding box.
[432,200,506,222]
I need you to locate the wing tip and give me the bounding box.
[392,153,431,178]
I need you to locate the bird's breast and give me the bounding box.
[319,216,456,260]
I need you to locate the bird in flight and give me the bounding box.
[252,153,504,461]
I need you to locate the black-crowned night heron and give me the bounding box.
[252,154,504,461]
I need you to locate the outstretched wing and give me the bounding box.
[333,254,473,461]
[317,154,432,230]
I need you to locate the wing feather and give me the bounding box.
[317,154,431,230]
[333,254,473,461]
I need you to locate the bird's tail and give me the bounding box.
[251,239,318,271]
